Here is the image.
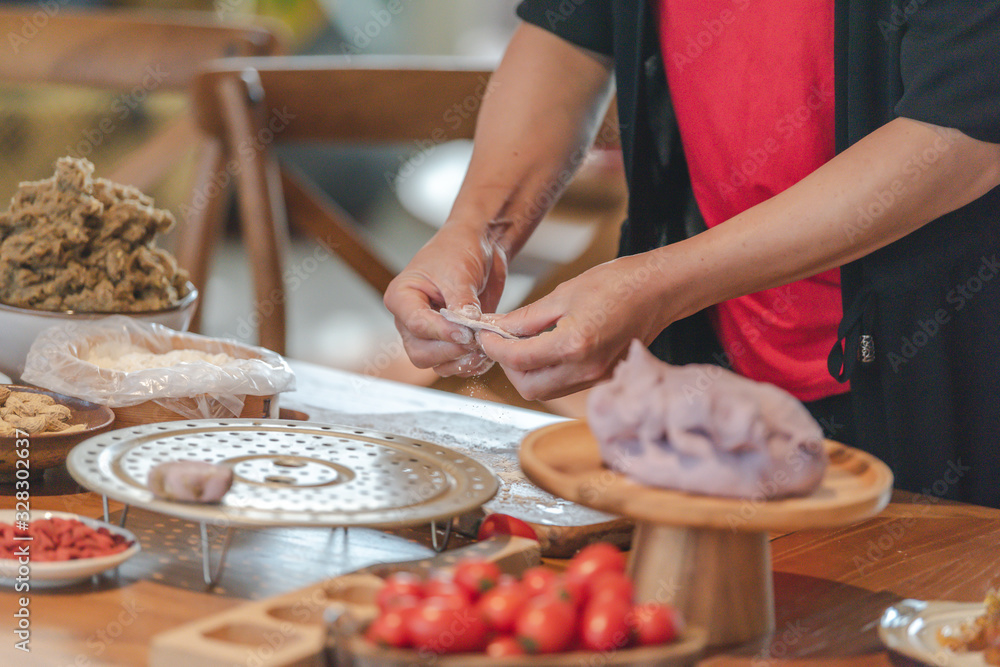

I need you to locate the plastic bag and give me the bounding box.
[21,316,296,420]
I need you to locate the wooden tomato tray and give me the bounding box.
[149,535,541,667]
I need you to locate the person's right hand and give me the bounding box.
[383,222,508,378]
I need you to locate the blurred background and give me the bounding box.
[0,0,624,415]
[0,0,519,366]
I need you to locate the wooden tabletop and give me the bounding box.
[2,360,997,666]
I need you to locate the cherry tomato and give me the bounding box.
[453,558,502,598]
[515,595,577,654]
[630,602,682,645]
[485,635,525,657]
[423,576,473,607]
[379,593,421,613]
[404,598,488,654]
[520,566,557,597]
[476,580,531,632]
[477,514,538,542]
[548,573,586,608]
[566,543,627,581]
[580,597,632,651]
[377,572,424,611]
[365,609,410,648]
[586,570,635,606]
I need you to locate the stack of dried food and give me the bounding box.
[0,157,190,312]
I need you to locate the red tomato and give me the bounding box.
[485,635,525,657]
[586,570,635,606]
[580,597,632,651]
[477,514,539,542]
[630,603,682,645]
[405,599,488,654]
[377,572,424,611]
[365,609,410,648]
[453,558,502,598]
[566,543,627,581]
[515,595,577,654]
[379,593,421,613]
[476,580,531,632]
[520,566,557,597]
[548,573,586,609]
[423,577,473,607]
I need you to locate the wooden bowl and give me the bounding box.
[0,385,114,481]
[78,332,281,430]
[112,393,277,430]
[342,626,708,667]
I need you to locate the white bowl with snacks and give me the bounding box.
[0,156,198,381]
[0,286,198,381]
[0,510,140,588]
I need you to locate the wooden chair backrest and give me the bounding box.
[0,8,281,90]
[190,56,495,144]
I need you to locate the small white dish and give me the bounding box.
[0,510,140,588]
[879,598,989,666]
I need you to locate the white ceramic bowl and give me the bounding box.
[0,510,140,588]
[0,284,198,381]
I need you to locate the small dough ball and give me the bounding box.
[148,460,234,503]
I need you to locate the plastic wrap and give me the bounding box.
[21,317,295,420]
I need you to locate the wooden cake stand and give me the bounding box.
[519,421,894,647]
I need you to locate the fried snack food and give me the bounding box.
[0,390,84,435]
[588,340,827,499]
[0,157,190,312]
[937,588,1000,664]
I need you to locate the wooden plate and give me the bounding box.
[519,421,893,532]
[0,385,114,480]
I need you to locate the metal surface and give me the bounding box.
[67,419,499,528]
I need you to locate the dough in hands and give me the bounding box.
[587,340,827,499]
[148,460,234,503]
[439,308,521,340]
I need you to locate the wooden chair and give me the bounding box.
[185,56,625,372]
[0,8,283,307]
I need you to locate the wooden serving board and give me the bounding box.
[519,420,895,647]
[519,421,894,532]
[149,535,542,667]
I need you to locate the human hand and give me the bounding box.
[479,254,674,400]
[383,222,508,377]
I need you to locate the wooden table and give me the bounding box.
[2,360,997,666]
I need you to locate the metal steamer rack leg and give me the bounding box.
[105,494,235,586]
[430,517,454,552]
[101,495,130,527]
[199,521,234,587]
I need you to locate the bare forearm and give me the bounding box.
[651,118,1000,328]
[444,22,614,259]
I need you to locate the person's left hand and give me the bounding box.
[479,253,676,400]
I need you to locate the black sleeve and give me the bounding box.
[515,0,614,57]
[895,0,1000,143]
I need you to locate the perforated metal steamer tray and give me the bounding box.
[66,419,500,529]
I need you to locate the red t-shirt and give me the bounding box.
[656,0,845,402]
